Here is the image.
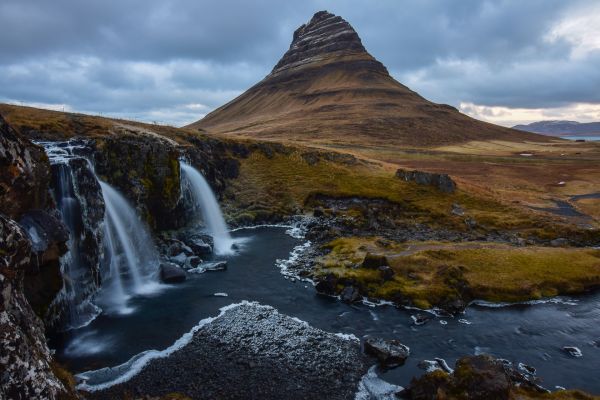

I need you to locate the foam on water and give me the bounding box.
[355,366,403,400]
[77,301,256,391]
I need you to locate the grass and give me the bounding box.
[316,237,600,309]
[225,150,598,244]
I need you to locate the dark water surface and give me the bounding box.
[53,227,600,393]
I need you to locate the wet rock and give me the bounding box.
[341,285,362,303]
[167,240,193,257]
[19,209,69,270]
[203,261,228,272]
[169,252,188,266]
[411,314,431,326]
[187,256,202,268]
[396,169,457,193]
[403,355,511,400]
[364,337,410,368]
[562,346,583,357]
[184,236,213,256]
[160,263,187,283]
[0,215,67,399]
[361,252,388,269]
[315,273,338,295]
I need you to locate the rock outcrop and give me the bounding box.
[0,216,67,399]
[396,169,457,193]
[0,115,69,399]
[399,355,594,400]
[94,131,182,230]
[0,114,51,219]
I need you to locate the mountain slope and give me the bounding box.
[513,120,600,136]
[188,11,547,147]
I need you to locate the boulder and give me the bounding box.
[361,253,389,269]
[340,285,362,303]
[315,273,338,295]
[364,337,410,368]
[160,263,187,283]
[378,265,395,281]
[402,355,511,400]
[187,237,213,256]
[203,261,228,272]
[550,238,569,247]
[396,169,457,193]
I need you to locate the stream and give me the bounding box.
[51,226,600,394]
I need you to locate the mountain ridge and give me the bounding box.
[513,120,600,136]
[188,11,548,148]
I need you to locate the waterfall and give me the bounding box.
[40,140,161,327]
[51,161,101,329]
[180,162,234,255]
[96,180,160,314]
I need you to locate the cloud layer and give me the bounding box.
[1,0,599,126]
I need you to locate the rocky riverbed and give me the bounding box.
[84,302,370,400]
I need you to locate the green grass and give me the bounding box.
[316,237,600,308]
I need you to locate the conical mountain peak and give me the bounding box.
[189,11,539,147]
[270,11,386,76]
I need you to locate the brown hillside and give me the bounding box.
[188,11,549,147]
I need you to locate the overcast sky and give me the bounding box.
[1,0,599,127]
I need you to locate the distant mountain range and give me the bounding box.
[513,120,600,136]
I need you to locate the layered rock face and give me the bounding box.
[190,11,544,147]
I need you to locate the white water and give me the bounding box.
[97,181,161,314]
[180,162,234,255]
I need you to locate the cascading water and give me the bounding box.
[50,159,102,329]
[96,180,161,314]
[41,140,161,327]
[180,162,234,255]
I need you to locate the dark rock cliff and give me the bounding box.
[0,114,70,399]
[0,114,51,219]
[94,130,182,230]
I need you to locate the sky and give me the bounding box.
[1,0,599,127]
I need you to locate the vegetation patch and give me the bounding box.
[316,237,600,310]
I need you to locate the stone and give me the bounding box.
[315,273,338,295]
[396,169,457,193]
[550,238,569,247]
[451,203,465,216]
[340,285,362,303]
[160,263,187,283]
[186,237,213,256]
[378,265,395,281]
[361,252,389,269]
[19,209,69,270]
[203,261,228,272]
[363,337,410,368]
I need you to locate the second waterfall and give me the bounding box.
[180,162,234,255]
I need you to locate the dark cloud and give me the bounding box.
[0,0,599,125]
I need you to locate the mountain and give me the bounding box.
[513,120,600,136]
[188,11,546,147]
